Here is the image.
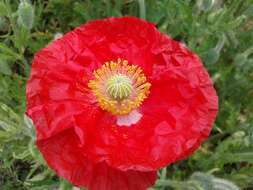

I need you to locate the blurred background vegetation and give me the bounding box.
[0,0,253,189]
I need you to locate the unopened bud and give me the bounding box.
[17,0,34,30]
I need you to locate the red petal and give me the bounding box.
[26,17,159,140]
[72,45,218,171]
[138,52,218,167]
[37,129,157,190]
[26,17,218,179]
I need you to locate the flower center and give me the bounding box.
[106,75,133,100]
[88,58,151,115]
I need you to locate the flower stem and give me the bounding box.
[138,0,146,20]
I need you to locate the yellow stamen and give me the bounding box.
[88,58,151,115]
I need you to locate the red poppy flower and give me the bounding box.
[26,17,218,190]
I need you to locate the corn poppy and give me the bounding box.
[26,17,218,190]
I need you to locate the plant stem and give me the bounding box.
[138,0,146,20]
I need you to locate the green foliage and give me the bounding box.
[156,172,240,190]
[0,0,252,189]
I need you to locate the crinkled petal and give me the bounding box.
[26,17,158,140]
[26,17,218,179]
[72,41,218,171]
[37,129,157,190]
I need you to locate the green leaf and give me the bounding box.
[213,178,240,190]
[244,5,253,17]
[203,48,220,65]
[0,43,20,59]
[0,2,8,16]
[190,172,214,190]
[155,179,189,189]
[59,180,74,190]
[197,0,214,12]
[24,114,36,140]
[0,59,11,75]
[229,152,253,164]
[12,26,30,50]
[0,16,8,31]
[203,34,226,65]
[0,102,23,143]
[190,172,240,190]
[28,173,46,182]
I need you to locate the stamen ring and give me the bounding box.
[88,58,151,115]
